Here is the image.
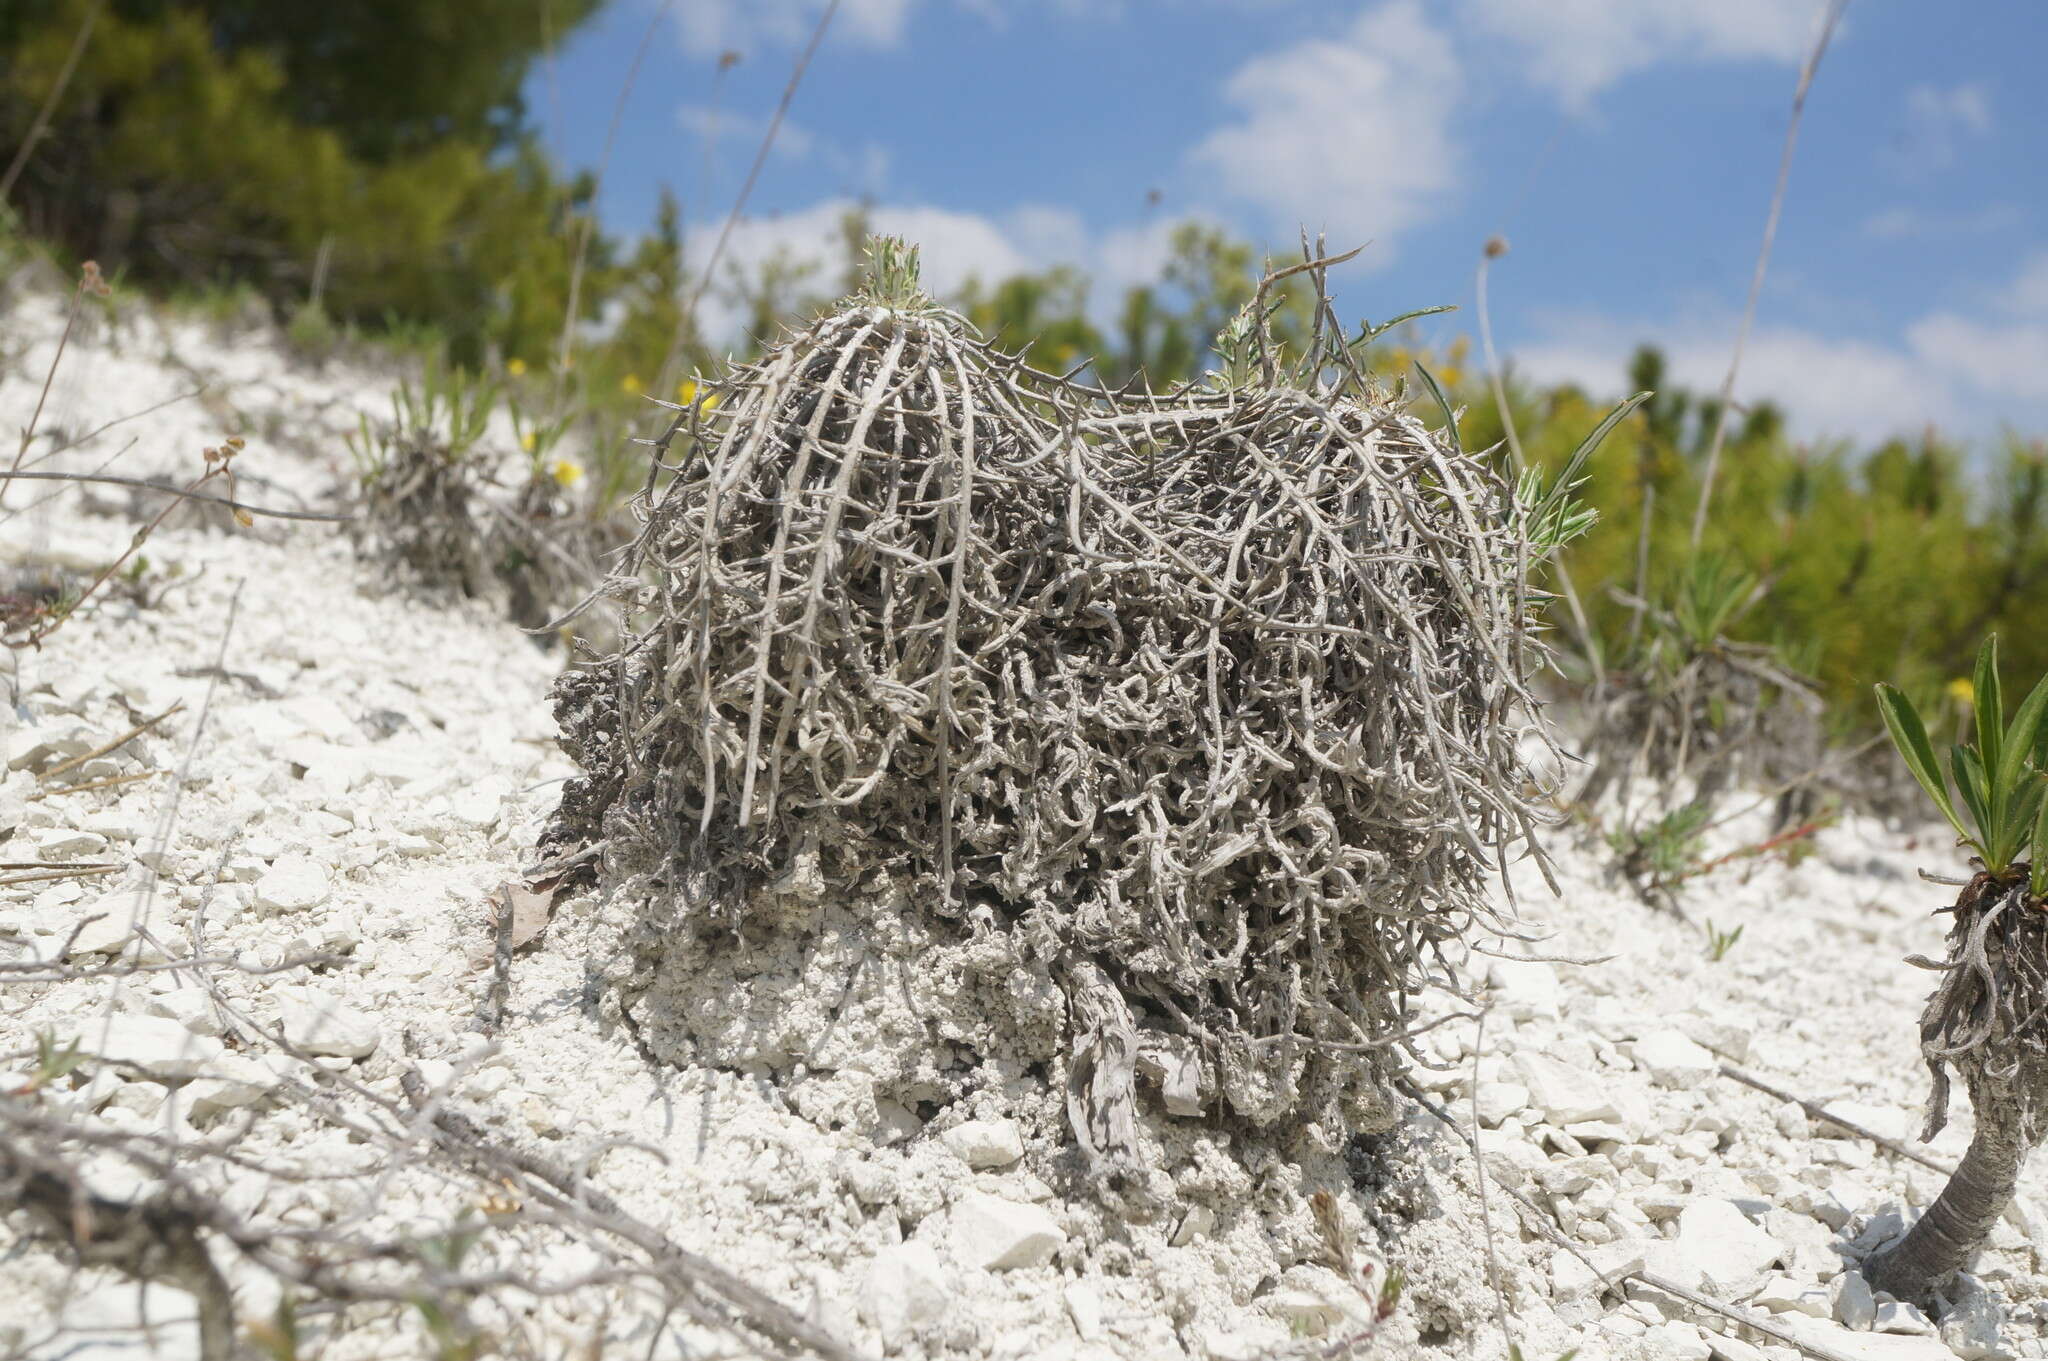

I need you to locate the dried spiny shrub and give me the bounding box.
[1576,556,1825,822]
[350,371,620,637]
[546,241,1561,1169]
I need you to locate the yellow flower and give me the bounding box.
[678,378,721,410]
[548,457,585,488]
[1948,677,1975,706]
[506,358,527,377]
[620,373,643,394]
[520,432,537,453]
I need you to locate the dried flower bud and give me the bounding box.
[233,509,253,528]
[1483,236,1509,260]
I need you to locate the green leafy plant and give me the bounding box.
[1518,391,1651,553]
[8,1030,85,1097]
[1875,633,2048,891]
[1606,802,1711,889]
[1866,635,2048,1301]
[1704,920,1744,962]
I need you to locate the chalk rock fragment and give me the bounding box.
[1551,1240,1647,1303]
[940,1118,1025,1169]
[274,985,379,1058]
[1940,1275,2013,1361]
[1673,1200,1781,1300]
[68,1015,224,1079]
[1513,1052,1620,1125]
[255,855,331,913]
[860,1242,950,1353]
[950,1190,1064,1270]
[1833,1270,1877,1331]
[1627,1030,1718,1088]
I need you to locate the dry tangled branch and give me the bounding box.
[546,240,1567,1167]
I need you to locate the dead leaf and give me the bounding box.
[497,880,555,950]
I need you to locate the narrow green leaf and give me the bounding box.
[2032,779,2048,896]
[1557,391,1653,493]
[1412,360,1461,457]
[1875,683,1967,843]
[1998,670,2048,804]
[1953,744,1996,866]
[2006,773,2048,868]
[1357,304,1457,347]
[1974,636,2003,805]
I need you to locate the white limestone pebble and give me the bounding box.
[8,724,94,772]
[1754,1275,1831,1318]
[1785,1317,1958,1361]
[860,1242,950,1353]
[1642,1321,1712,1360]
[35,827,109,858]
[1939,1275,2012,1360]
[184,1055,280,1116]
[1873,1299,1935,1336]
[1627,1030,1718,1088]
[66,1015,224,1079]
[950,1190,1065,1271]
[1512,1051,1621,1125]
[1673,1200,1781,1300]
[1486,956,1561,1020]
[254,854,331,913]
[1062,1282,1104,1342]
[1474,1081,1530,1127]
[1551,1240,1647,1303]
[274,985,380,1058]
[64,891,166,959]
[1833,1270,1877,1331]
[940,1117,1025,1169]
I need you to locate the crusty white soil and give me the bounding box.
[0,264,2041,1361]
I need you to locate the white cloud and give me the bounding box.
[1509,249,2048,445]
[1457,0,1824,105]
[683,199,1188,341]
[2007,252,2048,315]
[1511,316,1960,443]
[676,106,817,160]
[1907,314,2048,404]
[1861,204,2020,240]
[668,0,918,55]
[1887,83,1995,176]
[1190,0,1461,263]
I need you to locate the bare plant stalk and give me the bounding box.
[0,469,349,523]
[0,0,105,209]
[1629,444,1656,647]
[654,0,841,399]
[1476,241,1605,694]
[1688,0,1848,548]
[555,1,673,379]
[19,443,247,648]
[5,262,101,511]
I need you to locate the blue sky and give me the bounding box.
[532,0,2048,446]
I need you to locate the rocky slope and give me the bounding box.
[0,265,2041,1361]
